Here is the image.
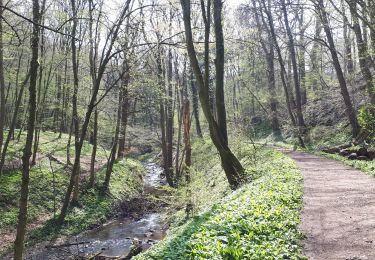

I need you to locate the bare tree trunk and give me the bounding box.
[117,72,129,158]
[70,0,81,206]
[281,0,307,141]
[89,109,98,187]
[103,91,122,191]
[342,1,354,75]
[252,0,280,136]
[14,0,40,258]
[0,74,30,174]
[348,0,375,105]
[261,0,304,145]
[183,99,191,183]
[298,8,307,105]
[190,71,202,138]
[316,0,360,137]
[0,0,5,161]
[156,49,173,186]
[311,17,322,90]
[181,0,244,189]
[213,0,228,145]
[58,0,132,225]
[166,48,174,186]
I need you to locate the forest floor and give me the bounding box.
[0,131,146,257]
[281,149,375,260]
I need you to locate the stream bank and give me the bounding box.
[18,162,169,260]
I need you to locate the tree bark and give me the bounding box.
[183,99,191,183]
[348,0,375,105]
[281,0,307,140]
[89,109,98,187]
[261,0,304,145]
[213,0,228,146]
[166,48,174,186]
[58,0,132,224]
[13,0,40,258]
[180,0,244,189]
[103,91,122,191]
[252,0,281,136]
[117,68,129,158]
[316,0,360,137]
[0,73,30,174]
[0,0,5,161]
[190,71,203,138]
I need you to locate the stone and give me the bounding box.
[348,153,358,160]
[357,156,369,161]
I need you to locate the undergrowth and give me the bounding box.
[135,137,305,259]
[0,131,144,255]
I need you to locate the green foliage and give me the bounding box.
[319,152,375,176]
[0,132,144,255]
[135,142,304,259]
[358,105,375,136]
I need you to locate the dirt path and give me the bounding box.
[282,150,375,260]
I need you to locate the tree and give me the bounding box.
[58,0,132,224]
[314,0,360,137]
[13,0,40,258]
[280,0,307,143]
[0,0,5,163]
[180,0,244,189]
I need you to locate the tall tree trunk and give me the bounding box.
[342,1,354,75]
[89,109,98,187]
[0,0,5,161]
[281,0,307,140]
[13,0,40,258]
[213,0,228,145]
[317,0,360,137]
[183,99,191,183]
[348,0,375,105]
[369,0,375,62]
[298,9,307,105]
[261,0,303,145]
[103,91,122,191]
[166,49,174,186]
[311,17,322,90]
[70,0,81,206]
[117,69,129,158]
[190,71,202,138]
[156,50,173,186]
[181,0,244,189]
[252,0,281,136]
[0,74,30,174]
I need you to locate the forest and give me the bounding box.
[0,0,374,259]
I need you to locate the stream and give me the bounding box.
[24,162,168,260]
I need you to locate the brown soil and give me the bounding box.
[283,150,375,260]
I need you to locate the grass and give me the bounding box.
[316,152,375,176]
[135,137,305,259]
[0,131,145,255]
[3,130,108,163]
[25,157,143,246]
[263,127,375,177]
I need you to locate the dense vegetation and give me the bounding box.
[0,131,144,254]
[0,0,374,258]
[136,139,304,259]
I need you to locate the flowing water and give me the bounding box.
[24,162,167,259]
